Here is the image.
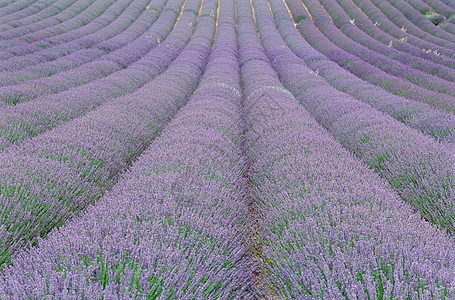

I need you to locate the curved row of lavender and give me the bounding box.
[0,1,14,12]
[348,0,455,58]
[0,0,113,48]
[348,0,455,54]
[385,0,455,41]
[356,0,455,51]
[0,0,454,297]
[268,0,455,145]
[246,0,455,297]
[0,0,76,36]
[0,0,104,51]
[0,0,103,61]
[0,0,116,62]
[333,0,455,67]
[0,0,155,86]
[0,0,257,298]
[0,0,39,20]
[0,0,163,74]
[0,0,184,106]
[300,0,455,96]
[0,0,207,268]
[404,0,455,32]
[2,0,155,59]
[422,0,455,24]
[0,0,196,152]
[317,0,455,82]
[0,0,132,59]
[0,0,76,33]
[279,0,455,235]
[284,0,455,113]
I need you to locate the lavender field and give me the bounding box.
[0,0,455,298]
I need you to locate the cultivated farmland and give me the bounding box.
[0,0,454,298]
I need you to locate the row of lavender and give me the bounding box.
[384,0,455,39]
[0,0,203,267]
[276,0,455,145]
[347,0,455,58]
[316,0,455,79]
[393,0,455,34]
[283,0,455,239]
[0,0,257,297]
[0,0,149,84]
[333,0,455,66]
[0,1,163,102]
[0,0,77,33]
[0,0,454,298]
[0,0,187,151]
[0,0,154,88]
[284,0,455,113]
[0,0,156,63]
[363,0,455,49]
[251,0,455,297]
[0,0,136,64]
[310,0,455,85]
[317,0,455,56]
[0,0,40,20]
[0,0,107,48]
